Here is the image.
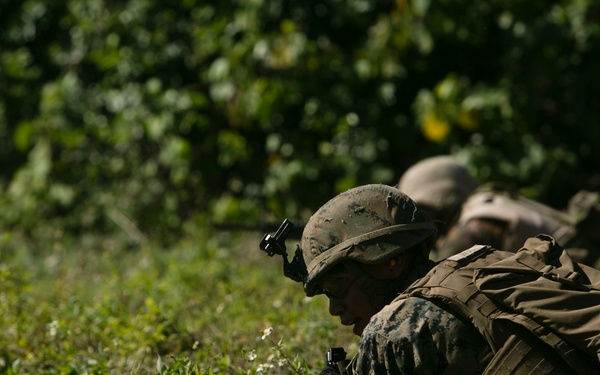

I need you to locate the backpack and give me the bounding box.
[401,234,600,374]
[456,187,575,254]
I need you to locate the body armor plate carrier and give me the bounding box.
[400,234,600,374]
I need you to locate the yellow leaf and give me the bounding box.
[421,113,450,142]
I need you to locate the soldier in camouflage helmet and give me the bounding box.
[301,184,493,374]
[398,155,477,220]
[397,155,478,253]
[398,155,600,267]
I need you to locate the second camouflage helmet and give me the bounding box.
[398,155,477,210]
[301,184,437,296]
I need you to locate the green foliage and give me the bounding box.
[2,0,600,244]
[1,2,600,368]
[0,231,353,373]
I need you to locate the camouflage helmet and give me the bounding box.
[301,184,437,296]
[398,155,477,211]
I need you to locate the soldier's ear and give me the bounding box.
[388,254,409,277]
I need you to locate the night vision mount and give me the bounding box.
[259,219,308,283]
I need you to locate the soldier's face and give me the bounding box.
[320,265,387,336]
[327,281,380,336]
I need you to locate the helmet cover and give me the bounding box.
[398,155,477,210]
[301,184,437,296]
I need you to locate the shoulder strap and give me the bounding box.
[403,245,511,351]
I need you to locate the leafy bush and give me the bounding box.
[1,1,600,372]
[0,0,600,245]
[2,0,600,245]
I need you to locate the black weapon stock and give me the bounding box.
[326,347,347,366]
[211,220,305,239]
[327,347,349,373]
[259,219,308,283]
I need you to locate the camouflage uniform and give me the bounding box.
[299,184,494,374]
[350,247,492,373]
[351,296,493,374]
[262,184,598,374]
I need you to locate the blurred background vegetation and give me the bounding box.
[1,0,600,372]
[1,0,600,249]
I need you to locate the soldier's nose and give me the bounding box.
[328,297,345,316]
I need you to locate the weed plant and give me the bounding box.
[0,229,356,374]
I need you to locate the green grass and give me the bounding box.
[0,229,356,374]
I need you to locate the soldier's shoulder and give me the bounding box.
[355,295,494,373]
[366,296,455,336]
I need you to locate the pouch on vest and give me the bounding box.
[473,234,600,362]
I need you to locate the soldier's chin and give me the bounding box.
[353,320,366,336]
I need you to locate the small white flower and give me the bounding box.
[260,327,273,340]
[247,350,257,361]
[257,363,274,373]
[47,320,59,338]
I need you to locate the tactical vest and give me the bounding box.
[457,190,575,253]
[400,235,600,374]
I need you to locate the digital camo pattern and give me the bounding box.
[350,296,493,374]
